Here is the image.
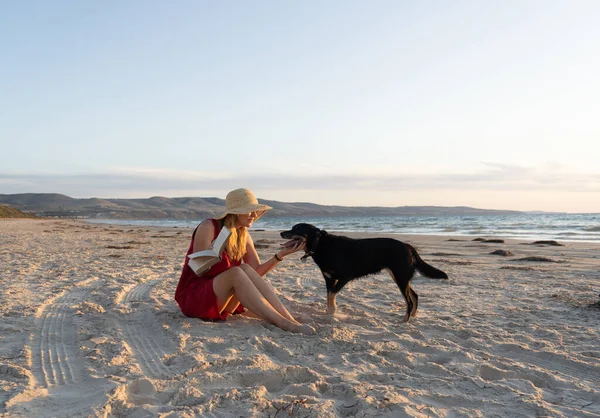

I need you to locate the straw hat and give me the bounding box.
[215,188,272,220]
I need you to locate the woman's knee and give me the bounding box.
[225,266,253,287]
[239,264,256,275]
[214,267,247,295]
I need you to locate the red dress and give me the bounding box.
[175,219,244,320]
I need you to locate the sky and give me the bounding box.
[1,1,599,213]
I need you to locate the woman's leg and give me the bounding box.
[213,267,313,334]
[220,294,241,315]
[239,264,300,324]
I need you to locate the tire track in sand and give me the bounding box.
[123,280,155,304]
[497,344,600,387]
[116,280,177,379]
[31,289,90,387]
[15,280,115,417]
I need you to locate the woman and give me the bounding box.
[175,188,314,334]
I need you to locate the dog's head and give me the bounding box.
[280,223,322,255]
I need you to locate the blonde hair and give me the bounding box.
[222,215,247,261]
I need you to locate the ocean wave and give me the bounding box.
[87,213,600,242]
[583,226,600,232]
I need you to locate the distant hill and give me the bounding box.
[0,205,38,218]
[0,193,523,219]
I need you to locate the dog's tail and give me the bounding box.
[409,245,448,279]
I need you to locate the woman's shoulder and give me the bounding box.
[196,218,217,235]
[199,218,216,227]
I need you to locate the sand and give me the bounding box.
[1,218,599,418]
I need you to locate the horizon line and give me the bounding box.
[3,191,599,215]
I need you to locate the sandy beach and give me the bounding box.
[1,218,599,417]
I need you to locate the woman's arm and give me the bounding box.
[244,233,305,276]
[192,219,216,253]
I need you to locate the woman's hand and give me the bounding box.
[278,241,306,258]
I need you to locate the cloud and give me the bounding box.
[0,163,599,198]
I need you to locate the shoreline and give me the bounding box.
[1,219,599,417]
[80,219,600,244]
[82,216,600,244]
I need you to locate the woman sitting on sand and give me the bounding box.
[175,188,313,334]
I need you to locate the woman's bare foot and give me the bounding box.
[294,313,312,324]
[289,323,316,335]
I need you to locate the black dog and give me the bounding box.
[280,223,448,322]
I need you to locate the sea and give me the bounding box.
[86,212,600,243]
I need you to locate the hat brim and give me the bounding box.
[214,203,272,221]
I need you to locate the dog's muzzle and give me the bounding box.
[281,238,302,249]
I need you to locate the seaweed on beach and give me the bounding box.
[490,250,513,256]
[530,240,564,246]
[434,258,473,265]
[552,293,600,310]
[513,256,565,263]
[254,239,277,249]
[254,243,272,249]
[472,238,505,243]
[500,266,537,271]
[588,301,600,310]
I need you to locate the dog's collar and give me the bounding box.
[300,231,321,262]
[300,252,312,262]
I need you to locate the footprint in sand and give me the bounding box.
[189,365,319,393]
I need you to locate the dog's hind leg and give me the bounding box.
[386,268,415,322]
[409,286,418,317]
[398,283,413,322]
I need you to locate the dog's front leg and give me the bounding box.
[327,277,350,315]
[323,273,338,315]
[327,292,337,315]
